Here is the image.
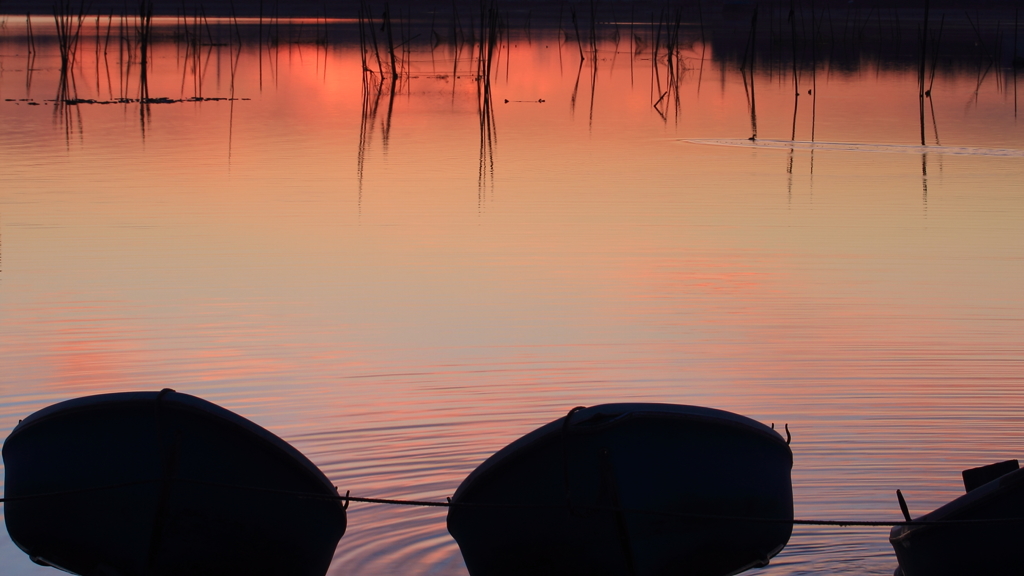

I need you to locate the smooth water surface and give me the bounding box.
[1,16,1022,575]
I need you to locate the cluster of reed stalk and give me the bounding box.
[356,1,505,202]
[18,0,1021,166]
[49,2,163,142]
[53,1,85,105]
[52,0,86,141]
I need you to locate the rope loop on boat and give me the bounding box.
[3,478,1024,527]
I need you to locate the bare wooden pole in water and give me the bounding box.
[259,0,264,90]
[927,13,944,96]
[570,5,585,61]
[811,0,817,142]
[749,6,759,141]
[919,0,930,146]
[789,0,800,142]
[384,4,398,79]
[1007,7,1015,117]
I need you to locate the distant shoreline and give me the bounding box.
[2,0,1019,72]
[2,0,1023,20]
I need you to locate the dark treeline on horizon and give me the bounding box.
[2,0,1021,73]
[1,1,1022,19]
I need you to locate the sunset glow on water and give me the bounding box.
[1,12,1022,575]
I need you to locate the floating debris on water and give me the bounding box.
[56,97,250,105]
[5,97,251,106]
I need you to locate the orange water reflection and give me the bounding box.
[1,19,1023,576]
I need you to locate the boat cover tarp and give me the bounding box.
[3,390,346,576]
[447,403,793,576]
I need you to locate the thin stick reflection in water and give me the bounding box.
[570,58,583,118]
[357,75,386,216]
[921,152,928,208]
[786,2,800,180]
[382,75,396,157]
[588,55,597,131]
[24,39,36,97]
[478,4,499,204]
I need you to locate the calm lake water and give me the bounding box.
[1,14,1022,576]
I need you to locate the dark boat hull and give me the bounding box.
[3,390,346,576]
[447,403,793,576]
[890,466,1024,576]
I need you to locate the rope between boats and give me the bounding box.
[2,479,1022,527]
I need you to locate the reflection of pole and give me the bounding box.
[588,58,597,130]
[26,51,36,98]
[228,42,241,164]
[383,76,397,155]
[478,5,499,202]
[358,73,386,215]
[921,152,928,206]
[570,59,583,117]
[26,13,38,97]
[786,149,794,204]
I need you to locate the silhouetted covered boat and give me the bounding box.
[890,459,1024,576]
[3,389,346,576]
[447,403,793,576]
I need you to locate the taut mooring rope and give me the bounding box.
[2,478,1021,527]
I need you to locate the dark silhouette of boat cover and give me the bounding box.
[2,390,346,576]
[447,403,793,576]
[890,459,1024,576]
